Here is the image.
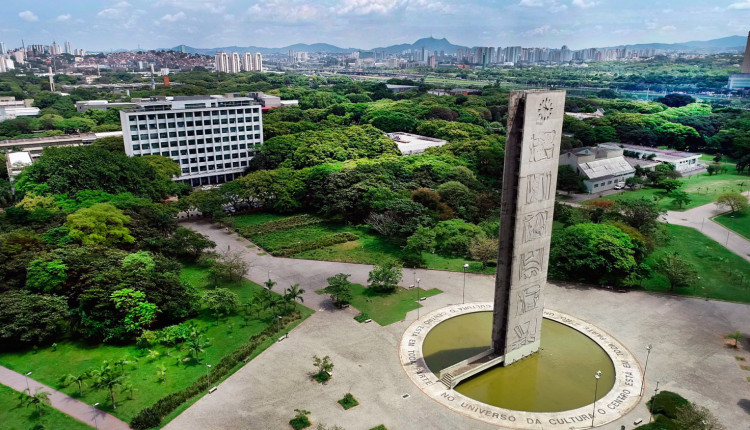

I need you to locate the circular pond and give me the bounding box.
[423,311,616,413]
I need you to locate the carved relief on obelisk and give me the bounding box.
[492,90,565,366]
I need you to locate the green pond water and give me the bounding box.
[422,312,615,412]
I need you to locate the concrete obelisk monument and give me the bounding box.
[491,90,566,366]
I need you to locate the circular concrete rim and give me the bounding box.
[399,303,643,429]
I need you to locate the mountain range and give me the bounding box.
[167,35,747,56]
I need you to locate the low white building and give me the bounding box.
[599,143,701,173]
[6,151,33,181]
[559,146,635,193]
[386,132,447,155]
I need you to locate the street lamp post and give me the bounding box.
[591,370,601,428]
[462,263,469,304]
[642,344,652,395]
[206,364,212,392]
[649,380,660,423]
[93,402,100,430]
[24,371,32,394]
[277,315,282,333]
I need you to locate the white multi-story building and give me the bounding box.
[50,41,62,55]
[120,95,263,186]
[64,41,71,55]
[254,53,262,71]
[214,52,229,73]
[229,52,241,74]
[241,52,254,72]
[0,42,6,55]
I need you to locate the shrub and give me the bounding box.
[338,393,359,410]
[647,391,689,420]
[238,215,323,237]
[130,312,304,429]
[290,409,312,430]
[270,233,358,257]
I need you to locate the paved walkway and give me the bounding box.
[664,194,750,262]
[165,221,750,430]
[0,365,130,429]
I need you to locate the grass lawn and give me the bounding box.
[603,165,750,211]
[714,211,750,240]
[0,384,92,430]
[230,212,496,274]
[642,224,750,303]
[0,264,313,424]
[318,283,441,326]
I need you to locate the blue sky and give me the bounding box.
[1,0,749,51]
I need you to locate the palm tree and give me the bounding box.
[18,388,51,416]
[264,278,277,290]
[284,284,306,312]
[121,381,137,400]
[186,334,209,362]
[156,363,167,382]
[250,299,264,319]
[728,331,744,348]
[91,362,124,409]
[61,371,90,397]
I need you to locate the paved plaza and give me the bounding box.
[165,221,750,430]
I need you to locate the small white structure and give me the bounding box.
[386,132,447,156]
[559,146,635,193]
[6,151,33,181]
[599,143,701,173]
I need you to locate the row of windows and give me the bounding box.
[133,144,256,153]
[128,118,259,131]
[180,161,247,174]
[177,153,251,163]
[132,133,261,142]
[128,108,258,121]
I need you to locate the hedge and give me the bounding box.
[270,232,359,257]
[238,214,323,238]
[130,312,303,429]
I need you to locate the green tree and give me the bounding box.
[325,273,353,307]
[185,333,210,362]
[625,176,645,190]
[18,388,51,416]
[433,219,485,257]
[550,223,638,286]
[367,261,403,294]
[661,179,682,193]
[203,288,240,321]
[726,331,743,348]
[92,136,125,152]
[670,191,691,209]
[557,165,585,194]
[673,403,725,430]
[654,253,699,292]
[25,258,67,293]
[61,371,90,397]
[66,203,135,246]
[716,192,748,213]
[313,355,334,375]
[616,198,664,233]
[111,288,159,334]
[437,181,473,214]
[469,237,498,269]
[0,291,68,346]
[284,284,306,312]
[91,362,125,409]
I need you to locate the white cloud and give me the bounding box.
[337,0,401,15]
[18,10,38,22]
[728,0,750,9]
[156,0,227,14]
[97,8,121,19]
[661,25,677,31]
[572,0,598,8]
[247,1,321,22]
[519,0,545,6]
[161,12,186,22]
[56,14,72,22]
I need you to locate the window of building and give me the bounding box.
[169,132,177,138]
[132,145,139,151]
[131,135,139,141]
[160,132,168,139]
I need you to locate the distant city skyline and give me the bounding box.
[1,0,749,52]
